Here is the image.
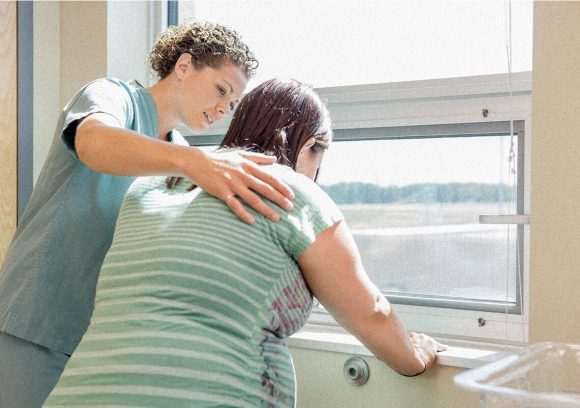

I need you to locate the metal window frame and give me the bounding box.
[167,0,178,26]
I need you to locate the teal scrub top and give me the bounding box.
[0,78,185,354]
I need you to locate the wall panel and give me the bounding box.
[0,1,18,268]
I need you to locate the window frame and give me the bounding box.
[323,122,526,315]
[312,72,531,344]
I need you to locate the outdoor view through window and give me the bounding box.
[178,1,533,315]
[317,136,519,307]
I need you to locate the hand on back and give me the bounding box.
[191,150,295,224]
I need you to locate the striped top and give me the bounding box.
[44,164,343,408]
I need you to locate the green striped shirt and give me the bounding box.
[44,164,342,408]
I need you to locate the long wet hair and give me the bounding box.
[168,78,332,189]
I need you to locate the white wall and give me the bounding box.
[106,1,154,85]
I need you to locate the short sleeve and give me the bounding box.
[60,78,134,157]
[274,171,344,260]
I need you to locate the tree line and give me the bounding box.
[320,182,516,205]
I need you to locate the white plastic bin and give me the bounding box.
[454,342,580,407]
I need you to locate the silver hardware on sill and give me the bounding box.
[343,356,370,386]
[479,214,530,225]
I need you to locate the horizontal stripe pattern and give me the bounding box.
[44,169,342,407]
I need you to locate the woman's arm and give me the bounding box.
[75,113,294,224]
[298,220,446,376]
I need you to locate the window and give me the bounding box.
[297,75,531,343]
[318,134,521,312]
[174,1,532,343]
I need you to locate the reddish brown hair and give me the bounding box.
[220,78,331,168]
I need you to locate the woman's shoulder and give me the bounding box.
[76,77,133,95]
[63,77,136,119]
[70,78,147,111]
[266,164,341,217]
[266,164,318,194]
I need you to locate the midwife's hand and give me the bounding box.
[190,150,294,224]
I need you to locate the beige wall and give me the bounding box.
[33,1,152,183]
[33,2,60,182]
[59,1,151,104]
[0,1,17,267]
[30,1,580,407]
[59,1,108,106]
[32,1,107,182]
[529,1,580,344]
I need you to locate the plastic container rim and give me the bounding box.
[454,342,580,406]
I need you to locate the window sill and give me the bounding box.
[288,329,517,369]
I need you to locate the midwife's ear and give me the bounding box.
[174,53,194,80]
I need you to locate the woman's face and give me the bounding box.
[176,59,248,134]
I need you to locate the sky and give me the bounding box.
[181,0,532,186]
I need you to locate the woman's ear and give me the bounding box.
[174,53,193,80]
[296,137,322,180]
[298,137,316,157]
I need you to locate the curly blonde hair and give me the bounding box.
[148,21,259,79]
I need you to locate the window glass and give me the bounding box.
[317,135,519,306]
[177,1,533,90]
